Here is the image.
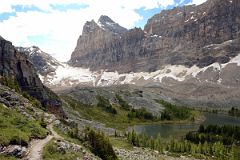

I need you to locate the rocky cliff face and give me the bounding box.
[70,0,240,73]
[21,0,240,108]
[0,36,65,118]
[16,46,62,77]
[70,15,128,67]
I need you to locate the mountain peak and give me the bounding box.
[98,15,115,24]
[97,15,127,35]
[0,35,5,40]
[82,20,99,35]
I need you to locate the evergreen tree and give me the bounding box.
[231,144,240,160]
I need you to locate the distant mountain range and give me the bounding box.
[14,0,240,108]
[70,0,240,73]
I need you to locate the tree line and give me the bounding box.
[186,125,240,145]
[229,107,240,117]
[156,99,192,120]
[127,124,240,160]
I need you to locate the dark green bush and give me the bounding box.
[84,127,118,160]
[115,94,131,110]
[96,95,117,114]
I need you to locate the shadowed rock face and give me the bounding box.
[69,0,240,73]
[0,36,65,118]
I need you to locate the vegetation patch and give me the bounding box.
[115,94,131,111]
[156,99,197,121]
[52,124,118,160]
[42,140,84,160]
[0,154,16,160]
[22,92,43,109]
[62,96,158,130]
[97,95,117,114]
[186,124,240,145]
[229,107,240,117]
[0,103,47,146]
[127,108,155,120]
[126,124,240,160]
[109,137,133,150]
[0,77,20,93]
[84,127,118,160]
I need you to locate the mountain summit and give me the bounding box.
[21,0,240,108]
[70,15,127,65]
[16,46,61,77]
[70,0,240,73]
[97,15,127,34]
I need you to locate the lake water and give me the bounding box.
[131,113,240,138]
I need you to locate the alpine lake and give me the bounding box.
[131,113,240,138]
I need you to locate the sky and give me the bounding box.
[0,0,206,62]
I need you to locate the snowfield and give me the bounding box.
[42,53,240,88]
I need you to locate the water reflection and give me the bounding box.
[132,113,240,138]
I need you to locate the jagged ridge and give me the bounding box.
[69,0,240,73]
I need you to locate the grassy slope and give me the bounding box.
[0,154,16,160]
[42,140,84,160]
[62,96,201,131]
[62,96,158,130]
[110,137,133,150]
[0,103,47,146]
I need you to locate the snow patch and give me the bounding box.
[50,64,95,86]
[43,54,240,87]
[150,34,162,38]
[225,54,240,66]
[106,22,115,26]
[97,22,105,30]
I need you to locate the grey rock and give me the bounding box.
[16,46,62,77]
[98,15,128,35]
[69,0,240,73]
[0,36,65,118]
[2,145,26,158]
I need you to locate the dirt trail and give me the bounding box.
[24,122,62,160]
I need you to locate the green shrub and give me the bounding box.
[84,127,118,160]
[128,108,154,120]
[43,140,84,160]
[115,94,131,110]
[156,100,191,120]
[0,77,20,93]
[0,154,16,160]
[0,103,47,146]
[229,107,240,117]
[97,95,117,114]
[22,92,43,109]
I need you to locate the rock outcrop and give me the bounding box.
[0,36,65,118]
[69,0,240,73]
[69,15,128,69]
[16,46,62,77]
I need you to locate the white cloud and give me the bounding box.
[0,0,175,62]
[189,0,207,5]
[0,2,14,13]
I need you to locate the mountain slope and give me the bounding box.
[0,36,65,118]
[16,46,62,77]
[70,15,127,67]
[19,0,240,109]
[70,0,240,73]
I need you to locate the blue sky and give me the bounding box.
[0,0,206,61]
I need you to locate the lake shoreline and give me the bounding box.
[130,112,240,138]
